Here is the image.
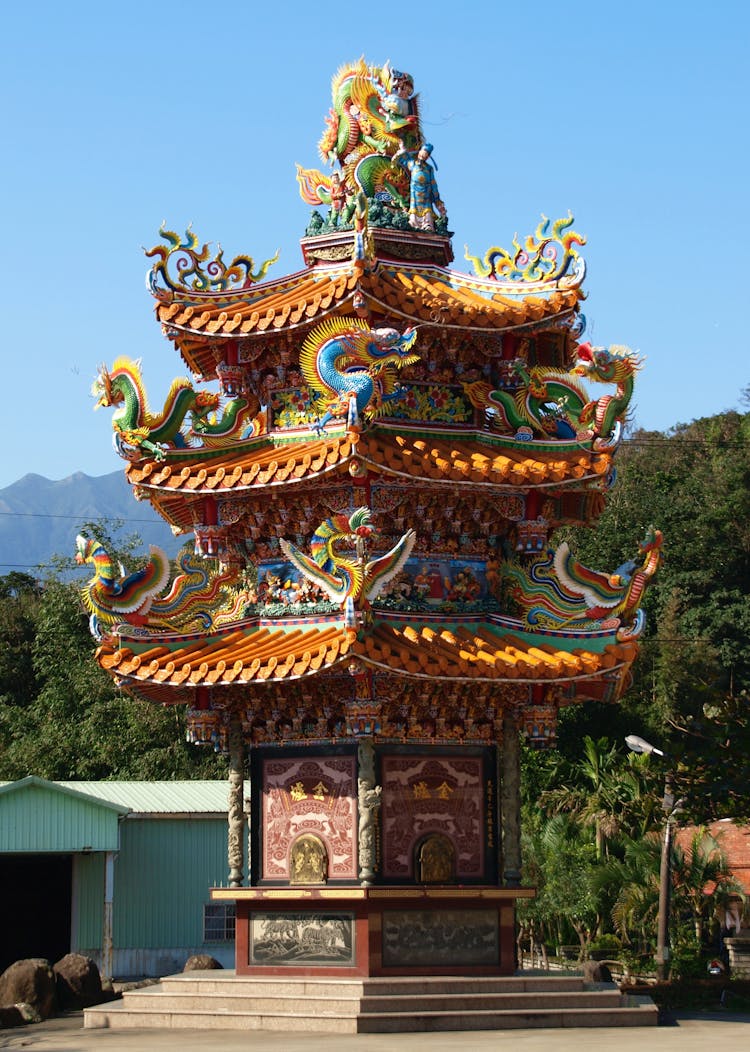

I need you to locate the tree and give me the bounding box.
[0,571,42,708]
[0,566,226,781]
[672,829,739,944]
[520,813,599,957]
[539,737,659,859]
[609,827,740,954]
[555,399,750,817]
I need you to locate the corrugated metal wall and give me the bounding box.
[73,852,105,949]
[113,818,230,947]
[0,783,120,853]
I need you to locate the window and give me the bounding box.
[203,903,236,942]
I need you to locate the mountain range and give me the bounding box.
[0,471,185,577]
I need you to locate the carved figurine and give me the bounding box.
[391,143,446,231]
[290,834,328,884]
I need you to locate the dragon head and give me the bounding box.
[91,364,121,409]
[368,326,420,368]
[191,390,222,420]
[639,526,663,554]
[573,342,641,382]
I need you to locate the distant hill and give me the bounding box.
[0,471,186,576]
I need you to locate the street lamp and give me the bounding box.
[625,734,674,981]
[624,734,665,758]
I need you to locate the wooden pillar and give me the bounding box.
[501,712,522,887]
[227,713,245,888]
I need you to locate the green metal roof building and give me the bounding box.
[0,779,241,977]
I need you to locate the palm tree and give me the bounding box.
[539,737,656,858]
[672,829,741,943]
[610,827,741,953]
[609,834,662,947]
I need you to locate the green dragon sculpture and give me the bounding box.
[573,342,642,446]
[462,342,640,446]
[92,357,259,461]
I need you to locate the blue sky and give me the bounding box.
[2,1,747,489]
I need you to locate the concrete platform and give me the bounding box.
[83,971,658,1033]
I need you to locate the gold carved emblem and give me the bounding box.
[417,833,456,884]
[290,833,328,885]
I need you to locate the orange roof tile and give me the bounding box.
[96,614,637,709]
[126,429,611,528]
[353,622,636,684]
[155,259,583,378]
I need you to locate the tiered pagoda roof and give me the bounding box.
[81,58,657,750]
[154,252,583,380]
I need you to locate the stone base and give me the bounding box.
[210,886,534,977]
[84,972,659,1032]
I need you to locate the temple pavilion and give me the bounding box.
[82,58,658,976]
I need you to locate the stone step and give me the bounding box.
[84,1003,358,1032]
[85,997,658,1033]
[360,990,626,1013]
[120,988,625,1015]
[158,973,589,998]
[119,991,360,1015]
[357,1000,659,1033]
[83,974,658,1033]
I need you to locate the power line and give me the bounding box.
[0,511,163,523]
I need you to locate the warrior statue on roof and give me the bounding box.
[392,141,446,232]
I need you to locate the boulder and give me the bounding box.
[582,959,613,983]
[0,1005,26,1027]
[15,1001,43,1023]
[53,953,104,1009]
[183,954,223,971]
[0,959,56,1020]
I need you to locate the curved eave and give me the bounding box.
[98,619,354,700]
[153,258,583,376]
[125,428,612,530]
[355,620,637,686]
[95,613,638,706]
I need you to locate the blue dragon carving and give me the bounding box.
[299,317,419,432]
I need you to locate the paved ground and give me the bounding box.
[1,1013,749,1052]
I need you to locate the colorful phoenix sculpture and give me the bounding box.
[504,527,663,639]
[279,507,416,628]
[76,534,235,638]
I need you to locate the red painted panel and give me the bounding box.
[262,755,357,880]
[380,755,485,879]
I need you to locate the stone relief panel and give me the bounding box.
[262,755,356,880]
[249,912,355,967]
[382,908,498,967]
[380,755,485,880]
